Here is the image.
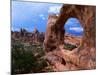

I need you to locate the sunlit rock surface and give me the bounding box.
[44,4,96,71]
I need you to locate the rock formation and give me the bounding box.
[44,14,60,52]
[32,27,40,43]
[44,4,96,52]
[44,4,96,71]
[11,28,45,43]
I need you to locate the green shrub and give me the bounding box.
[64,43,77,51]
[11,40,47,74]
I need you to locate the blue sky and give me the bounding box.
[12,1,83,36]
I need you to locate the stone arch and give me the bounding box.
[44,4,96,52]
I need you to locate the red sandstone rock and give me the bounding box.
[12,28,45,43]
[44,4,96,52]
[43,4,96,71]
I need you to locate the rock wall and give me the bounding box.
[44,14,60,52]
[44,4,96,52]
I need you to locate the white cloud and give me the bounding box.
[39,14,46,20]
[69,27,83,32]
[48,6,62,14]
[39,14,44,17]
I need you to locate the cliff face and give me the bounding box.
[44,4,96,52]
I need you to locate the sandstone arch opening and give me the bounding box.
[64,18,84,36]
[44,4,96,52]
[43,4,96,71]
[64,17,84,51]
